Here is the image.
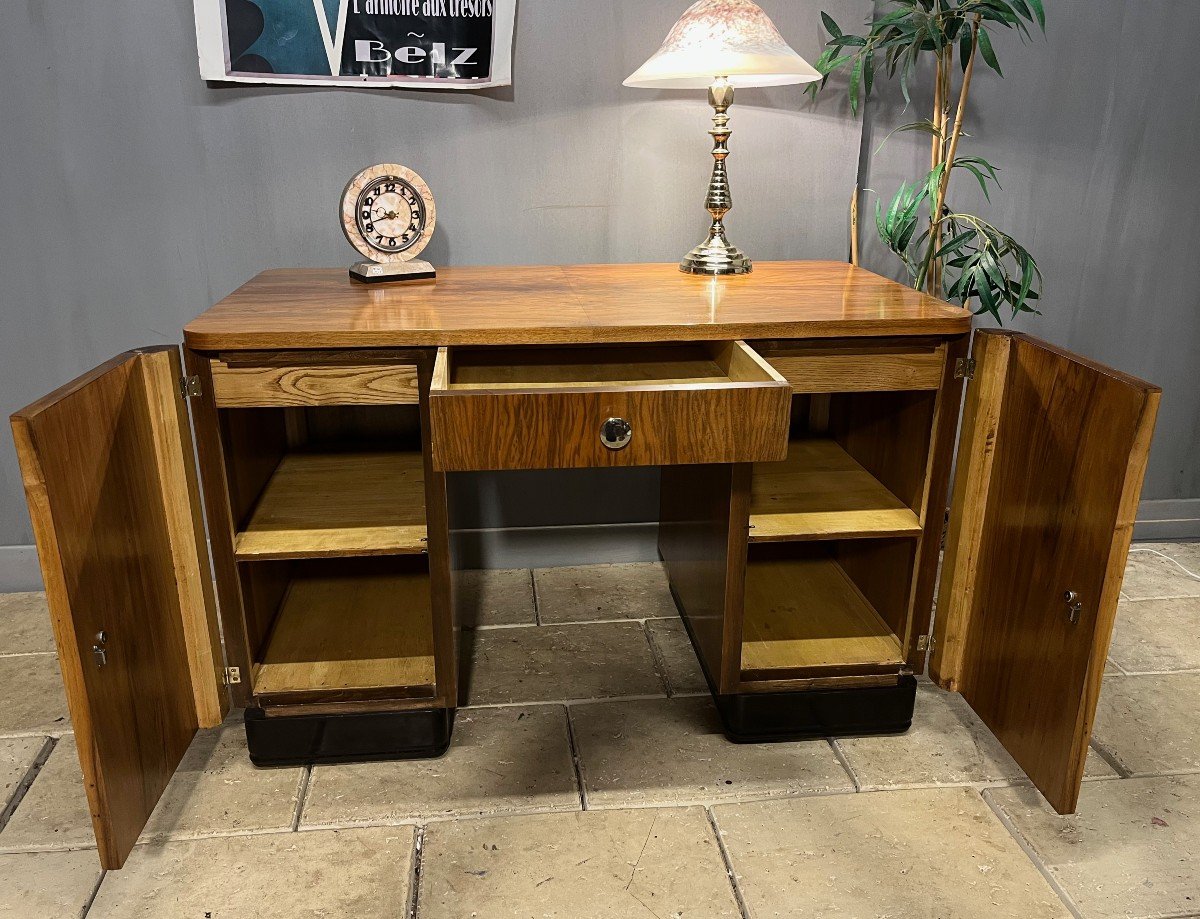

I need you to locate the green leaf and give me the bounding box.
[959,27,974,72]
[954,162,994,200]
[977,28,1003,75]
[874,7,913,28]
[821,11,843,37]
[1015,253,1034,312]
[849,56,863,114]
[828,34,868,47]
[1026,0,1046,29]
[873,119,942,154]
[976,270,1001,320]
[934,230,975,259]
[981,249,1007,292]
[926,163,945,212]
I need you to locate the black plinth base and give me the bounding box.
[715,675,918,743]
[244,706,454,767]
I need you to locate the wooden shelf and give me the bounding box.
[234,451,426,560]
[741,554,905,676]
[749,440,922,542]
[254,568,435,696]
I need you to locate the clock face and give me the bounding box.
[341,164,436,264]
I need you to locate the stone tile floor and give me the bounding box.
[0,546,1195,917]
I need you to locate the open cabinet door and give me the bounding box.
[931,330,1159,814]
[10,347,227,868]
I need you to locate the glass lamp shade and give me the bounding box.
[624,0,820,89]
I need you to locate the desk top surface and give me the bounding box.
[184,261,971,351]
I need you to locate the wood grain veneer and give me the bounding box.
[659,463,752,695]
[184,262,971,351]
[10,347,226,869]
[429,342,791,471]
[932,330,1161,814]
[749,440,922,542]
[234,450,427,560]
[210,360,420,407]
[766,344,947,393]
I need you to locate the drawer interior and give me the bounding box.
[442,342,778,390]
[741,540,915,680]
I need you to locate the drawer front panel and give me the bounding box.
[765,345,947,393]
[429,342,791,471]
[210,361,420,407]
[431,386,790,471]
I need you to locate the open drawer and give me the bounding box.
[428,341,791,471]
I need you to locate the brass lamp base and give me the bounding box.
[679,77,754,278]
[680,234,753,276]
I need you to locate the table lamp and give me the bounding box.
[625,0,820,275]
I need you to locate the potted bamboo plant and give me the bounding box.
[809,0,1046,323]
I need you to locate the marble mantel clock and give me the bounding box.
[340,163,437,283]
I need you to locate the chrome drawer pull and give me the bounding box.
[600,417,633,450]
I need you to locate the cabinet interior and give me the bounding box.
[742,389,936,679]
[219,404,436,702]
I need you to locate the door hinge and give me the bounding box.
[224,666,241,685]
[954,357,976,381]
[917,634,936,653]
[180,375,202,399]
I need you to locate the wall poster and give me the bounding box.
[194,0,517,89]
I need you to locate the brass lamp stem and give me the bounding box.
[680,76,752,276]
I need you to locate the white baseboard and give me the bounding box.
[1134,499,1200,541]
[1,501,1195,591]
[0,546,42,593]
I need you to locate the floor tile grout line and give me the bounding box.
[78,866,106,919]
[290,765,313,832]
[460,615,680,633]
[530,570,541,626]
[407,824,425,919]
[563,705,589,811]
[640,621,674,697]
[827,738,862,793]
[704,806,752,919]
[1123,593,1200,602]
[462,693,669,711]
[0,734,56,833]
[0,651,58,660]
[980,788,1084,919]
[1088,738,1132,779]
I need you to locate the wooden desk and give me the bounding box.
[12,262,1158,869]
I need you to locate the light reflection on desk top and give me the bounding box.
[184,261,971,351]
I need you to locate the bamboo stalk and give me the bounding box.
[920,15,981,293]
[929,50,946,295]
[850,188,860,266]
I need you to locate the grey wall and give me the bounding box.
[860,0,1200,514]
[0,0,868,554]
[2,0,1197,567]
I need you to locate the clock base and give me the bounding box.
[349,259,437,284]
